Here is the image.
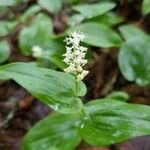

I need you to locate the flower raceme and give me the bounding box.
[63,31,89,81]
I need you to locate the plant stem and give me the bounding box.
[75,79,78,97]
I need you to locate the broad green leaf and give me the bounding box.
[37,39,66,69]
[0,6,6,12]
[118,37,150,86]
[0,21,17,37]
[0,0,15,6]
[21,5,42,23]
[142,0,150,15]
[38,0,62,14]
[22,112,81,150]
[19,13,53,55]
[73,2,116,19]
[65,0,80,5]
[68,23,122,48]
[67,14,85,27]
[49,52,67,69]
[119,24,149,40]
[79,99,150,146]
[106,91,129,102]
[0,63,87,113]
[0,41,10,64]
[87,12,123,26]
[15,0,29,4]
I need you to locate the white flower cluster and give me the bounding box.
[32,45,43,57]
[63,31,89,81]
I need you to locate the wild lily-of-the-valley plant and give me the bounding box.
[0,32,150,150]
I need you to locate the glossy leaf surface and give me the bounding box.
[23,113,81,150]
[0,63,87,113]
[79,99,150,146]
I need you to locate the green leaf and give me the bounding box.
[65,0,80,5]
[142,0,150,15]
[0,41,10,64]
[0,0,15,6]
[68,23,122,48]
[38,0,62,14]
[38,39,66,69]
[20,5,42,23]
[49,52,67,69]
[67,14,85,27]
[19,13,53,55]
[119,24,149,40]
[87,12,123,26]
[73,2,116,19]
[0,63,87,113]
[0,21,17,37]
[79,99,150,146]
[106,91,129,102]
[22,112,81,150]
[118,37,150,86]
[15,0,29,5]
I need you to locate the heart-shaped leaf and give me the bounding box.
[0,63,87,113]
[119,24,149,40]
[0,0,15,6]
[20,4,42,23]
[19,13,54,55]
[106,91,129,102]
[73,2,116,19]
[22,112,81,150]
[142,0,150,15]
[38,0,62,14]
[79,99,150,146]
[118,37,150,86]
[86,12,123,27]
[0,21,17,37]
[68,23,122,48]
[0,41,10,64]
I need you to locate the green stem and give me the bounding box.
[75,79,78,97]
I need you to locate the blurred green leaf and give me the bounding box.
[119,24,149,40]
[79,99,150,146]
[15,0,29,4]
[22,112,81,150]
[73,2,116,19]
[67,14,85,26]
[68,23,122,48]
[0,63,86,113]
[87,12,123,26]
[0,0,28,6]
[21,5,42,23]
[0,0,15,6]
[0,21,17,37]
[0,41,10,64]
[118,37,150,86]
[0,6,6,12]
[38,0,62,14]
[49,52,67,69]
[142,0,150,15]
[64,0,80,5]
[19,13,53,55]
[106,91,129,102]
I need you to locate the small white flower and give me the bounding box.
[64,63,75,73]
[80,46,87,52]
[63,31,89,81]
[32,45,42,57]
[77,70,89,81]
